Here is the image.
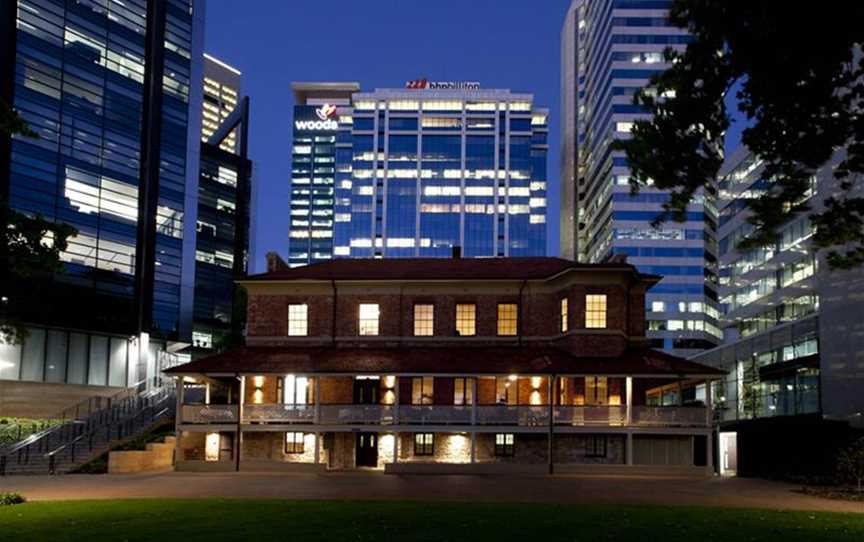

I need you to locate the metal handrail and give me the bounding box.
[0,378,152,453]
[1,381,175,475]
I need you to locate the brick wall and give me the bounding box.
[319,377,353,404]
[244,276,650,356]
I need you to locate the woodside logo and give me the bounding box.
[295,103,338,131]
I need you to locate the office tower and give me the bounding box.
[201,53,240,153]
[691,147,864,476]
[192,54,252,355]
[560,0,720,357]
[288,81,548,265]
[0,0,204,400]
[288,82,359,267]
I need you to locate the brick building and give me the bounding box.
[166,255,723,474]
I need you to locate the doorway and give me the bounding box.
[354,377,380,404]
[356,432,378,467]
[719,431,738,476]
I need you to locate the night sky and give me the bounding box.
[205,0,746,272]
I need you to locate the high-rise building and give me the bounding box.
[289,82,548,264]
[288,82,359,267]
[192,54,252,356]
[201,53,240,153]
[0,0,204,404]
[691,147,864,477]
[560,0,720,357]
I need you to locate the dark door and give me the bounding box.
[356,432,378,467]
[354,378,380,404]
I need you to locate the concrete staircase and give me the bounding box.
[0,385,175,476]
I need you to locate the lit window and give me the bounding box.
[285,432,305,454]
[454,377,474,405]
[585,295,607,329]
[560,298,569,333]
[192,331,212,349]
[414,304,434,336]
[615,122,634,133]
[456,304,476,336]
[411,377,434,405]
[497,303,518,336]
[651,301,665,312]
[585,376,608,405]
[414,433,434,456]
[495,433,515,456]
[359,303,380,336]
[288,304,308,336]
[496,376,517,405]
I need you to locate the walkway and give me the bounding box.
[1,472,861,513]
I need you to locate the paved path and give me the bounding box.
[1,472,861,513]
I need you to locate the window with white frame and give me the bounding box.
[288,304,308,336]
[560,298,569,332]
[585,294,607,329]
[497,303,518,336]
[358,303,380,336]
[414,304,434,336]
[456,304,476,336]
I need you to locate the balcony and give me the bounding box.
[180,403,708,429]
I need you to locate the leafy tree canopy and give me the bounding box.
[614,1,864,269]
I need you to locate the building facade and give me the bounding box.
[691,148,864,477]
[289,82,548,265]
[560,0,721,358]
[167,257,721,474]
[192,54,252,356]
[0,0,204,405]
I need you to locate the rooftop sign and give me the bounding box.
[405,79,481,90]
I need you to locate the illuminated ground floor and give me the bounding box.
[175,427,710,475]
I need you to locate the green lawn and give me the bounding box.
[1,499,862,542]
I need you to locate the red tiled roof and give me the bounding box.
[243,257,657,282]
[165,345,724,377]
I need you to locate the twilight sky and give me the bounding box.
[205,0,746,273]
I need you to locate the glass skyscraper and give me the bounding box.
[192,54,252,356]
[0,0,204,389]
[289,83,548,264]
[560,0,720,357]
[288,82,358,267]
[690,147,864,477]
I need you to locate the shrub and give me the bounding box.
[837,437,864,493]
[0,492,26,506]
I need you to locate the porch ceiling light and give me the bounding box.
[508,374,518,382]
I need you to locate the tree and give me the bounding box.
[614,1,864,269]
[837,437,864,493]
[0,99,77,343]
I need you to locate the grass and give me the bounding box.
[0,499,862,542]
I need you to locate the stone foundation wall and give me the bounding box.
[108,437,175,474]
[397,432,472,464]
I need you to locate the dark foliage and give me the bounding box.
[614,1,864,268]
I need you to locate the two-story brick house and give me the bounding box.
[166,256,723,474]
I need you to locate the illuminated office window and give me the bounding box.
[456,304,476,336]
[585,295,607,329]
[560,298,569,332]
[413,304,434,336]
[287,304,308,336]
[411,377,434,405]
[497,303,518,336]
[358,303,380,336]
